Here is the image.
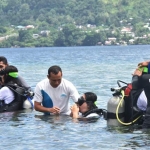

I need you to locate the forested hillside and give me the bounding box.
[0,0,150,47]
[1,0,150,27]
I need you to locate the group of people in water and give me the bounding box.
[0,56,34,112]
[0,56,150,128]
[0,56,101,119]
[33,64,103,118]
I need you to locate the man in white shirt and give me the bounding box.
[33,65,80,115]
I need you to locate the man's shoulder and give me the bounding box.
[61,78,78,91]
[37,78,49,85]
[62,78,73,85]
[62,78,76,88]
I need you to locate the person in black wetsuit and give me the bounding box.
[132,60,150,128]
[0,56,31,90]
[0,65,27,112]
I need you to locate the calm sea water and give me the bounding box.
[0,45,150,150]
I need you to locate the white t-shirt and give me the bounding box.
[137,90,147,111]
[0,86,14,104]
[33,78,80,115]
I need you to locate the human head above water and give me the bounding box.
[0,56,8,70]
[2,65,18,84]
[47,65,62,88]
[48,65,62,75]
[77,92,98,114]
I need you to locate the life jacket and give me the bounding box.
[0,83,32,112]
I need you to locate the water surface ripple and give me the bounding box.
[1,45,150,150]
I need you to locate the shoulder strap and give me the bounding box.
[5,83,27,96]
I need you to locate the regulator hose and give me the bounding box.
[116,90,141,126]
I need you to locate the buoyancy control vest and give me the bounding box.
[107,80,144,126]
[0,83,34,112]
[82,108,107,118]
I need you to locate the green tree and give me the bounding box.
[55,24,84,46]
[82,31,103,46]
[0,26,7,34]
[18,30,32,42]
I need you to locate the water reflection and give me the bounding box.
[34,114,71,125]
[106,125,150,149]
[1,110,150,150]
[0,109,34,126]
[0,111,18,122]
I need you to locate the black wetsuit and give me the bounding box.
[0,84,27,112]
[132,74,150,128]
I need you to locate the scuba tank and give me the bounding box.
[107,65,150,127]
[107,80,144,127]
[107,87,125,126]
[23,91,34,109]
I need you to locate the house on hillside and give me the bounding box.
[108,37,116,42]
[16,26,26,30]
[26,25,35,29]
[105,40,111,45]
[40,30,50,36]
[121,27,131,32]
[121,27,135,37]
[129,39,134,44]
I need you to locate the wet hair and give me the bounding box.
[84,92,97,102]
[0,56,8,65]
[3,65,21,86]
[84,92,98,110]
[86,101,98,110]
[48,65,62,75]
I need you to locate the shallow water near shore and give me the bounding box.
[1,45,150,150]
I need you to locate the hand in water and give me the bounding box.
[50,107,60,114]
